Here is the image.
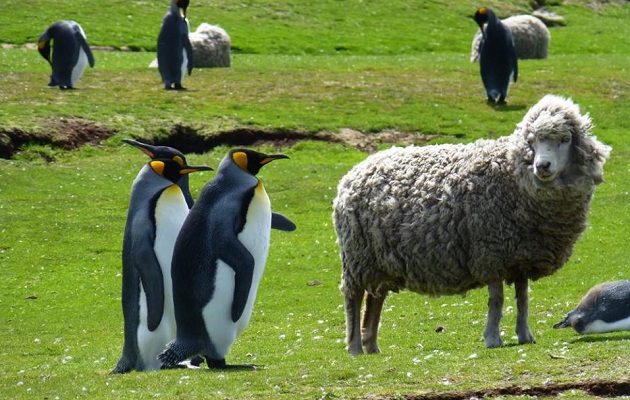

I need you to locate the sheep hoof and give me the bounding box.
[517,332,536,345]
[484,337,503,348]
[364,344,381,354]
[347,345,364,356]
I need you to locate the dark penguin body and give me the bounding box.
[158,149,295,369]
[474,7,518,104]
[37,20,95,90]
[112,140,211,373]
[157,0,194,90]
[554,280,630,334]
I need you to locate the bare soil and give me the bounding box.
[364,379,630,399]
[0,119,438,160]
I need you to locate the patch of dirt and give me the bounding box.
[0,118,115,159]
[364,379,630,400]
[0,121,438,160]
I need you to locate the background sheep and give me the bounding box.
[471,15,550,62]
[332,95,610,355]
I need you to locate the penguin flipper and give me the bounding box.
[131,222,165,331]
[219,239,255,323]
[74,31,95,68]
[183,36,193,76]
[271,212,297,232]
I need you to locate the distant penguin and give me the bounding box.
[158,149,295,369]
[157,0,194,90]
[112,140,212,373]
[37,20,95,90]
[474,7,518,104]
[554,280,630,334]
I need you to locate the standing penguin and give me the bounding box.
[37,20,95,90]
[474,7,518,104]
[157,0,194,90]
[112,140,212,373]
[554,280,630,335]
[158,149,295,369]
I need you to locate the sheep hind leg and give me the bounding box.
[362,291,387,354]
[483,280,504,348]
[344,291,364,355]
[514,277,535,344]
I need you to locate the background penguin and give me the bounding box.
[554,280,630,335]
[112,140,212,373]
[474,7,518,105]
[158,148,295,369]
[37,20,95,90]
[157,0,194,90]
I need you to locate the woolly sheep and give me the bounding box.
[332,95,610,354]
[471,15,550,62]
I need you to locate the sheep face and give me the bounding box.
[527,112,573,182]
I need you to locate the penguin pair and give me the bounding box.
[474,7,518,105]
[554,280,630,335]
[158,0,194,90]
[112,139,212,373]
[158,149,296,369]
[37,20,95,90]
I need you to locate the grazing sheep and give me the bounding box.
[471,15,550,62]
[554,280,630,334]
[189,23,231,68]
[332,95,611,354]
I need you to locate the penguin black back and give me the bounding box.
[474,7,518,105]
[157,0,194,90]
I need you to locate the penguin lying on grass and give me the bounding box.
[554,280,630,335]
[37,20,95,90]
[158,0,193,90]
[159,149,295,369]
[474,7,518,105]
[112,140,212,373]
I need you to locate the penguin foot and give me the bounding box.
[173,83,188,91]
[189,356,205,367]
[486,96,496,105]
[111,359,132,374]
[204,357,257,370]
[497,96,507,105]
[59,85,74,90]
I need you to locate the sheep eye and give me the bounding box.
[561,136,571,143]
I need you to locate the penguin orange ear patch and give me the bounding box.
[478,7,488,15]
[233,151,248,171]
[150,160,165,177]
[173,155,184,166]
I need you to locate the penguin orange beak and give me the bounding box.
[180,165,213,175]
[260,154,290,165]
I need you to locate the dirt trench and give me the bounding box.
[0,119,438,160]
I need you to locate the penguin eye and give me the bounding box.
[173,155,184,166]
[232,151,248,172]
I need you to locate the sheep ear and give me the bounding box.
[581,136,611,185]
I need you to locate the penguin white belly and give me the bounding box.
[202,184,272,358]
[180,49,188,83]
[583,316,630,334]
[137,185,189,370]
[71,49,88,86]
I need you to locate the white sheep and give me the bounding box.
[332,95,611,354]
[471,15,550,62]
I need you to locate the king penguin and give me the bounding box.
[474,7,518,105]
[553,280,630,335]
[112,140,212,373]
[37,20,95,90]
[157,0,194,90]
[158,148,295,369]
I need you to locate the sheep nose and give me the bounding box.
[536,160,551,171]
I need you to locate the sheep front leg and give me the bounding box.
[484,281,504,348]
[344,292,364,355]
[362,292,387,354]
[515,277,536,344]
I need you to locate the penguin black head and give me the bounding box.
[174,0,190,18]
[229,149,289,176]
[123,138,189,165]
[148,158,213,184]
[474,7,493,38]
[37,35,52,65]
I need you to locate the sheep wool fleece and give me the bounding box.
[334,96,611,300]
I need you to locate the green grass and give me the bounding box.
[1,0,630,399]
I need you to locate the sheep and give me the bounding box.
[471,15,550,62]
[188,23,231,68]
[332,95,611,355]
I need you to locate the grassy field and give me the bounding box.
[1,0,630,399]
